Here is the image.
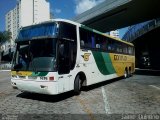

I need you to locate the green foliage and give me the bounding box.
[0,31,12,44]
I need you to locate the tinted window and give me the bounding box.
[12,39,57,72]
[59,22,77,41]
[79,27,134,55]
[95,33,107,50]
[123,44,128,54]
[80,28,93,48]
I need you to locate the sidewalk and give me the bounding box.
[0,70,11,72]
[0,63,11,72]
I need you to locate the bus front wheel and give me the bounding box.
[74,75,82,95]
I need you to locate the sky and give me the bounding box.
[0,0,128,38]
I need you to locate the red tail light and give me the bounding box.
[49,76,54,81]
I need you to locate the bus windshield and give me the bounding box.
[12,38,57,72]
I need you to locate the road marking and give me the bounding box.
[149,85,160,90]
[75,96,96,120]
[101,87,111,114]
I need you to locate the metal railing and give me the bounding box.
[122,18,160,42]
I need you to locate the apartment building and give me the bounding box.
[5,0,50,45]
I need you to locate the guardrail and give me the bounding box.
[122,18,160,42]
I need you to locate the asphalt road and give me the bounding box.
[0,71,160,120]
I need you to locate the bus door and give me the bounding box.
[58,40,71,92]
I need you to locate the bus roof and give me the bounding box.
[18,19,133,46]
[54,19,134,46]
[19,19,81,29]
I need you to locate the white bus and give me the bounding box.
[11,19,135,95]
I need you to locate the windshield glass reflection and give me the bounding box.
[12,39,57,72]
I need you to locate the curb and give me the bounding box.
[0,70,11,72]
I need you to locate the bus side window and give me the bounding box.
[80,40,85,47]
[95,33,102,49]
[123,44,128,54]
[80,28,87,48]
[80,28,93,49]
[96,44,100,48]
[110,40,115,52]
[107,40,112,51]
[87,32,93,48]
[117,42,123,53]
[91,35,95,48]
[128,46,132,55]
[59,22,77,41]
[101,36,107,51]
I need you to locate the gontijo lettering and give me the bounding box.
[114,55,127,61]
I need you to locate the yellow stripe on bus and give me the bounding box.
[11,71,33,76]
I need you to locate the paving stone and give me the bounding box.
[0,72,160,119]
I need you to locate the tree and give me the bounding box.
[0,31,4,43]
[0,31,12,62]
[0,31,12,53]
[0,31,12,44]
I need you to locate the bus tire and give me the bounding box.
[124,68,128,79]
[128,67,132,77]
[74,75,82,95]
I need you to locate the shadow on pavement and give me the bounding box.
[135,68,160,76]
[82,77,122,92]
[16,77,124,102]
[16,91,75,103]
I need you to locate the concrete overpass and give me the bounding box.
[73,0,160,32]
[122,18,160,69]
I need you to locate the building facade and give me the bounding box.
[5,0,50,45]
[20,0,50,27]
[5,10,14,45]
